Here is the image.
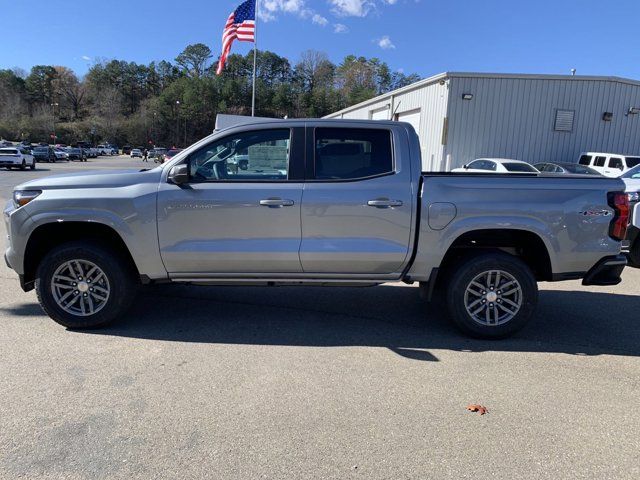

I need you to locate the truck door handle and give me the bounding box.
[259,198,295,207]
[367,198,403,208]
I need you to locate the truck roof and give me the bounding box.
[214,114,401,131]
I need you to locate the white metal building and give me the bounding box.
[325,72,640,171]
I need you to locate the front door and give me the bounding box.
[157,127,305,275]
[299,125,414,274]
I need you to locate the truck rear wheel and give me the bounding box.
[35,241,138,329]
[445,252,538,338]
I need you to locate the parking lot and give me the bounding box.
[1,156,639,479]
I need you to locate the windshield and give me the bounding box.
[0,149,18,155]
[622,164,640,179]
[34,147,48,152]
[503,162,538,172]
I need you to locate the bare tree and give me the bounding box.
[53,66,86,120]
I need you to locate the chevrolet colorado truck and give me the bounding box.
[3,116,630,338]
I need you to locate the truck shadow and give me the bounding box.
[3,284,639,361]
[81,283,640,361]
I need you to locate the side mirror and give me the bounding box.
[168,164,189,185]
[463,164,469,169]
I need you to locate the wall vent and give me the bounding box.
[554,109,575,132]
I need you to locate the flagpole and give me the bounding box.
[251,0,258,116]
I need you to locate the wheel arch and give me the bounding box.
[437,228,553,285]
[22,221,140,290]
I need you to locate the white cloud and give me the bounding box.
[262,0,305,14]
[329,0,373,17]
[377,35,395,49]
[81,55,91,61]
[333,23,348,33]
[382,0,398,4]
[312,14,329,26]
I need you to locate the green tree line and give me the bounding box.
[0,44,420,147]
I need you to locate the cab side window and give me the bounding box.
[609,157,623,170]
[579,155,592,166]
[188,129,291,182]
[593,156,606,167]
[314,128,393,180]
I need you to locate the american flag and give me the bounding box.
[216,0,256,75]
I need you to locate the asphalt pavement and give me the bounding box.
[1,156,639,479]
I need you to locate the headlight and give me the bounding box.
[627,192,640,203]
[13,190,42,208]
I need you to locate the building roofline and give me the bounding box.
[325,71,640,118]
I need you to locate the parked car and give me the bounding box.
[452,158,540,173]
[53,148,70,161]
[534,162,601,175]
[578,152,640,177]
[160,148,183,163]
[65,147,87,162]
[149,148,167,162]
[3,116,629,338]
[96,144,117,155]
[0,147,36,170]
[130,148,143,158]
[621,165,640,267]
[122,145,132,155]
[31,146,56,163]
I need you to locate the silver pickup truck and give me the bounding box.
[3,116,630,338]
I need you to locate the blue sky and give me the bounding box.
[2,0,640,79]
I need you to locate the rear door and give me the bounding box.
[605,156,624,177]
[299,124,414,274]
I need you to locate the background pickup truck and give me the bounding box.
[3,116,630,338]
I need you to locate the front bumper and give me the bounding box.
[582,254,627,286]
[0,161,20,167]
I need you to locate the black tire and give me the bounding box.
[30,161,35,170]
[445,252,538,339]
[20,160,26,170]
[629,239,640,268]
[35,241,138,329]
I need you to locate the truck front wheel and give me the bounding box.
[445,252,538,339]
[35,241,138,329]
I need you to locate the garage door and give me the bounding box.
[397,109,421,135]
[370,107,389,121]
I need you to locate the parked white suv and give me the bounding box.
[0,147,36,170]
[578,152,640,177]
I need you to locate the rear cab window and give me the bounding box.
[313,128,393,180]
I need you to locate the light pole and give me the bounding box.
[175,101,180,147]
[152,112,157,147]
[50,102,59,144]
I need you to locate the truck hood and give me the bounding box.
[15,167,163,191]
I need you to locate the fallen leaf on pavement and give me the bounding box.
[466,404,488,415]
